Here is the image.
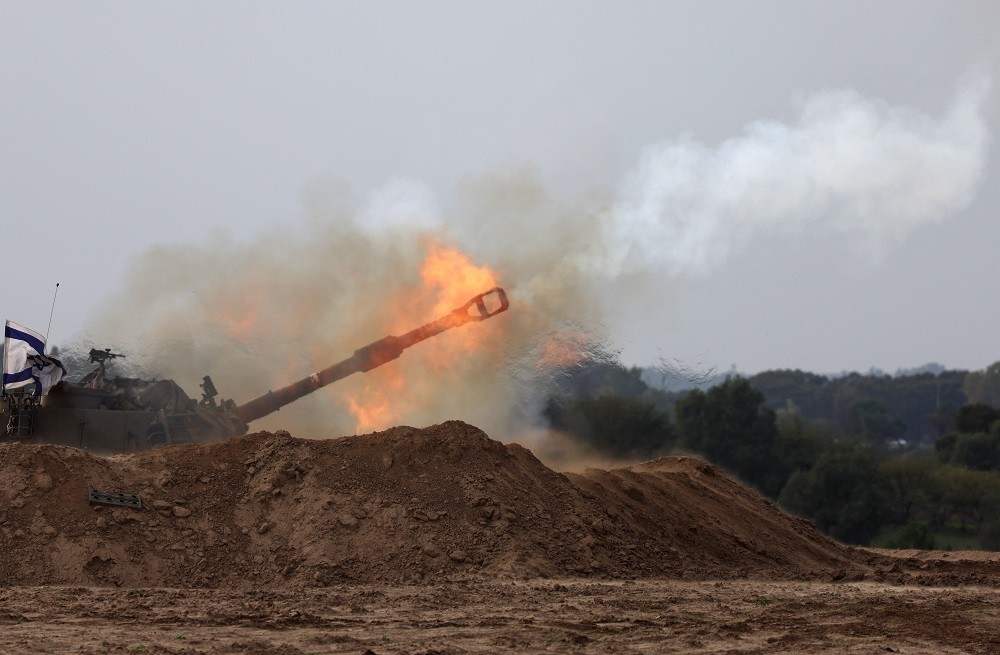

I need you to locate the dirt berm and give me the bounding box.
[1,420,991,588]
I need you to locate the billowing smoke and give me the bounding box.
[82,187,602,440]
[599,77,990,278]
[83,78,990,441]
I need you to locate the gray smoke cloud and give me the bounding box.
[83,180,599,440]
[595,77,991,277]
[83,77,991,441]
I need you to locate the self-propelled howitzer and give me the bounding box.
[234,286,509,424]
[1,287,509,454]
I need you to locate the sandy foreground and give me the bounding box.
[3,424,998,653]
[1,578,998,655]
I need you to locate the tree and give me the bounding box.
[880,455,937,524]
[939,466,1000,532]
[778,443,888,544]
[675,376,784,496]
[751,368,968,444]
[749,369,831,419]
[948,432,1000,471]
[775,407,830,474]
[846,399,907,443]
[954,403,1000,434]
[553,360,650,400]
[920,464,952,529]
[980,492,1000,551]
[963,362,1000,407]
[937,419,1000,471]
[925,403,958,441]
[881,521,936,550]
[544,394,675,459]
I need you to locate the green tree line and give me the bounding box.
[545,360,1000,550]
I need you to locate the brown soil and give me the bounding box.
[2,579,999,655]
[2,420,999,654]
[2,420,995,588]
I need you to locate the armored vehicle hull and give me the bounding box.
[2,287,509,455]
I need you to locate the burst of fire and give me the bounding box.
[340,239,502,432]
[537,338,589,370]
[344,371,405,433]
[195,235,505,435]
[212,293,262,342]
[421,241,498,317]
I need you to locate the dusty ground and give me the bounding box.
[1,578,998,655]
[2,422,999,653]
[1,423,873,587]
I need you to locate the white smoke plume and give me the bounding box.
[83,78,990,442]
[597,77,991,277]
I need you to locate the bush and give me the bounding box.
[881,521,936,550]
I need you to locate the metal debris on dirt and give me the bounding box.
[87,488,142,510]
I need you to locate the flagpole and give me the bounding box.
[45,283,60,350]
[1,320,6,399]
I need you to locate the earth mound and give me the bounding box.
[0,421,877,587]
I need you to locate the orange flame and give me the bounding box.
[344,368,406,433]
[421,242,498,317]
[341,239,502,432]
[537,339,588,370]
[212,293,262,342]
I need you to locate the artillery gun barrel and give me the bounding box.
[233,287,509,425]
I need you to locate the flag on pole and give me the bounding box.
[3,320,68,395]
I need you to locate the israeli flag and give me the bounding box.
[3,320,68,395]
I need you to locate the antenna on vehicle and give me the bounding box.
[45,283,59,350]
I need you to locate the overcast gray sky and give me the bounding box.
[3,1,999,376]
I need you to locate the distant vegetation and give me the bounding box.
[544,359,1000,550]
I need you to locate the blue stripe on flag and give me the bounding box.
[4,325,46,354]
[3,369,34,384]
